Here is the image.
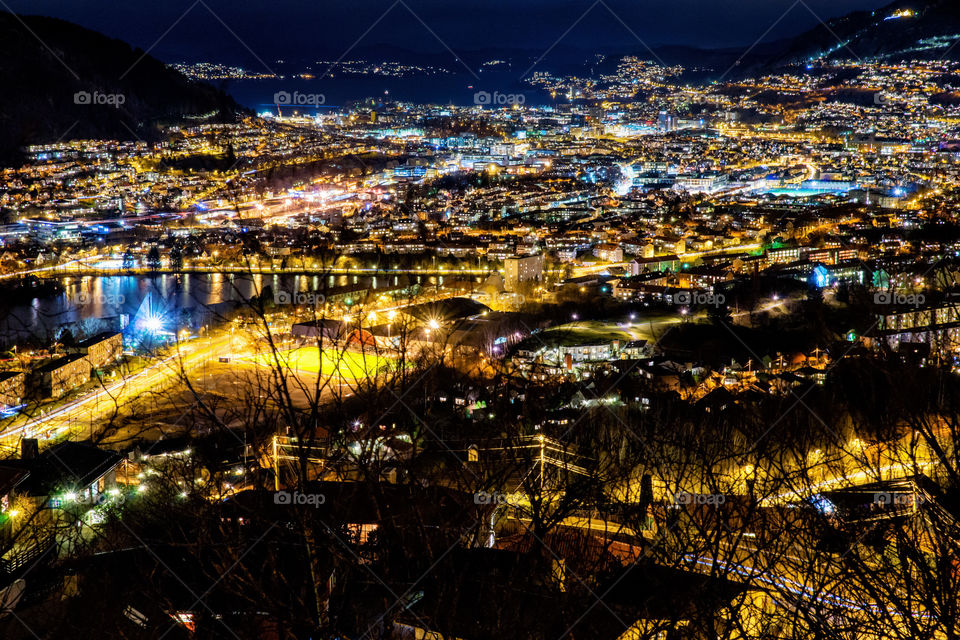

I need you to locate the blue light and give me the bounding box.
[129,292,174,344]
[812,265,831,288]
[0,404,25,417]
[810,494,836,516]
[143,316,164,334]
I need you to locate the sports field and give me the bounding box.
[252,347,394,379]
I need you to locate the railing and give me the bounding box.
[0,535,56,577]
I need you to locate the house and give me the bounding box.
[593,243,623,263]
[37,354,90,398]
[504,255,543,291]
[612,280,674,303]
[69,332,123,370]
[632,254,682,274]
[684,264,735,290]
[0,372,25,411]
[557,341,614,365]
[620,340,652,359]
[2,440,123,512]
[634,359,686,392]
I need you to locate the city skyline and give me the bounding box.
[1,0,960,638]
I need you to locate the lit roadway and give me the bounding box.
[5,263,499,279]
[1,292,459,446]
[572,243,764,277]
[0,333,238,446]
[0,256,102,280]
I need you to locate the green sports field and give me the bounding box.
[252,347,394,379]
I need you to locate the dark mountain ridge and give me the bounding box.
[769,0,960,65]
[345,0,960,78]
[0,12,245,165]
[650,0,960,75]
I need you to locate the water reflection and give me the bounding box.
[1,271,484,346]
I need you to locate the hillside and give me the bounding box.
[0,12,244,164]
[774,0,960,65]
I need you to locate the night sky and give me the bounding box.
[7,0,893,65]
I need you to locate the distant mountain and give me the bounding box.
[352,0,960,82]
[0,12,245,164]
[303,43,608,77]
[651,43,788,76]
